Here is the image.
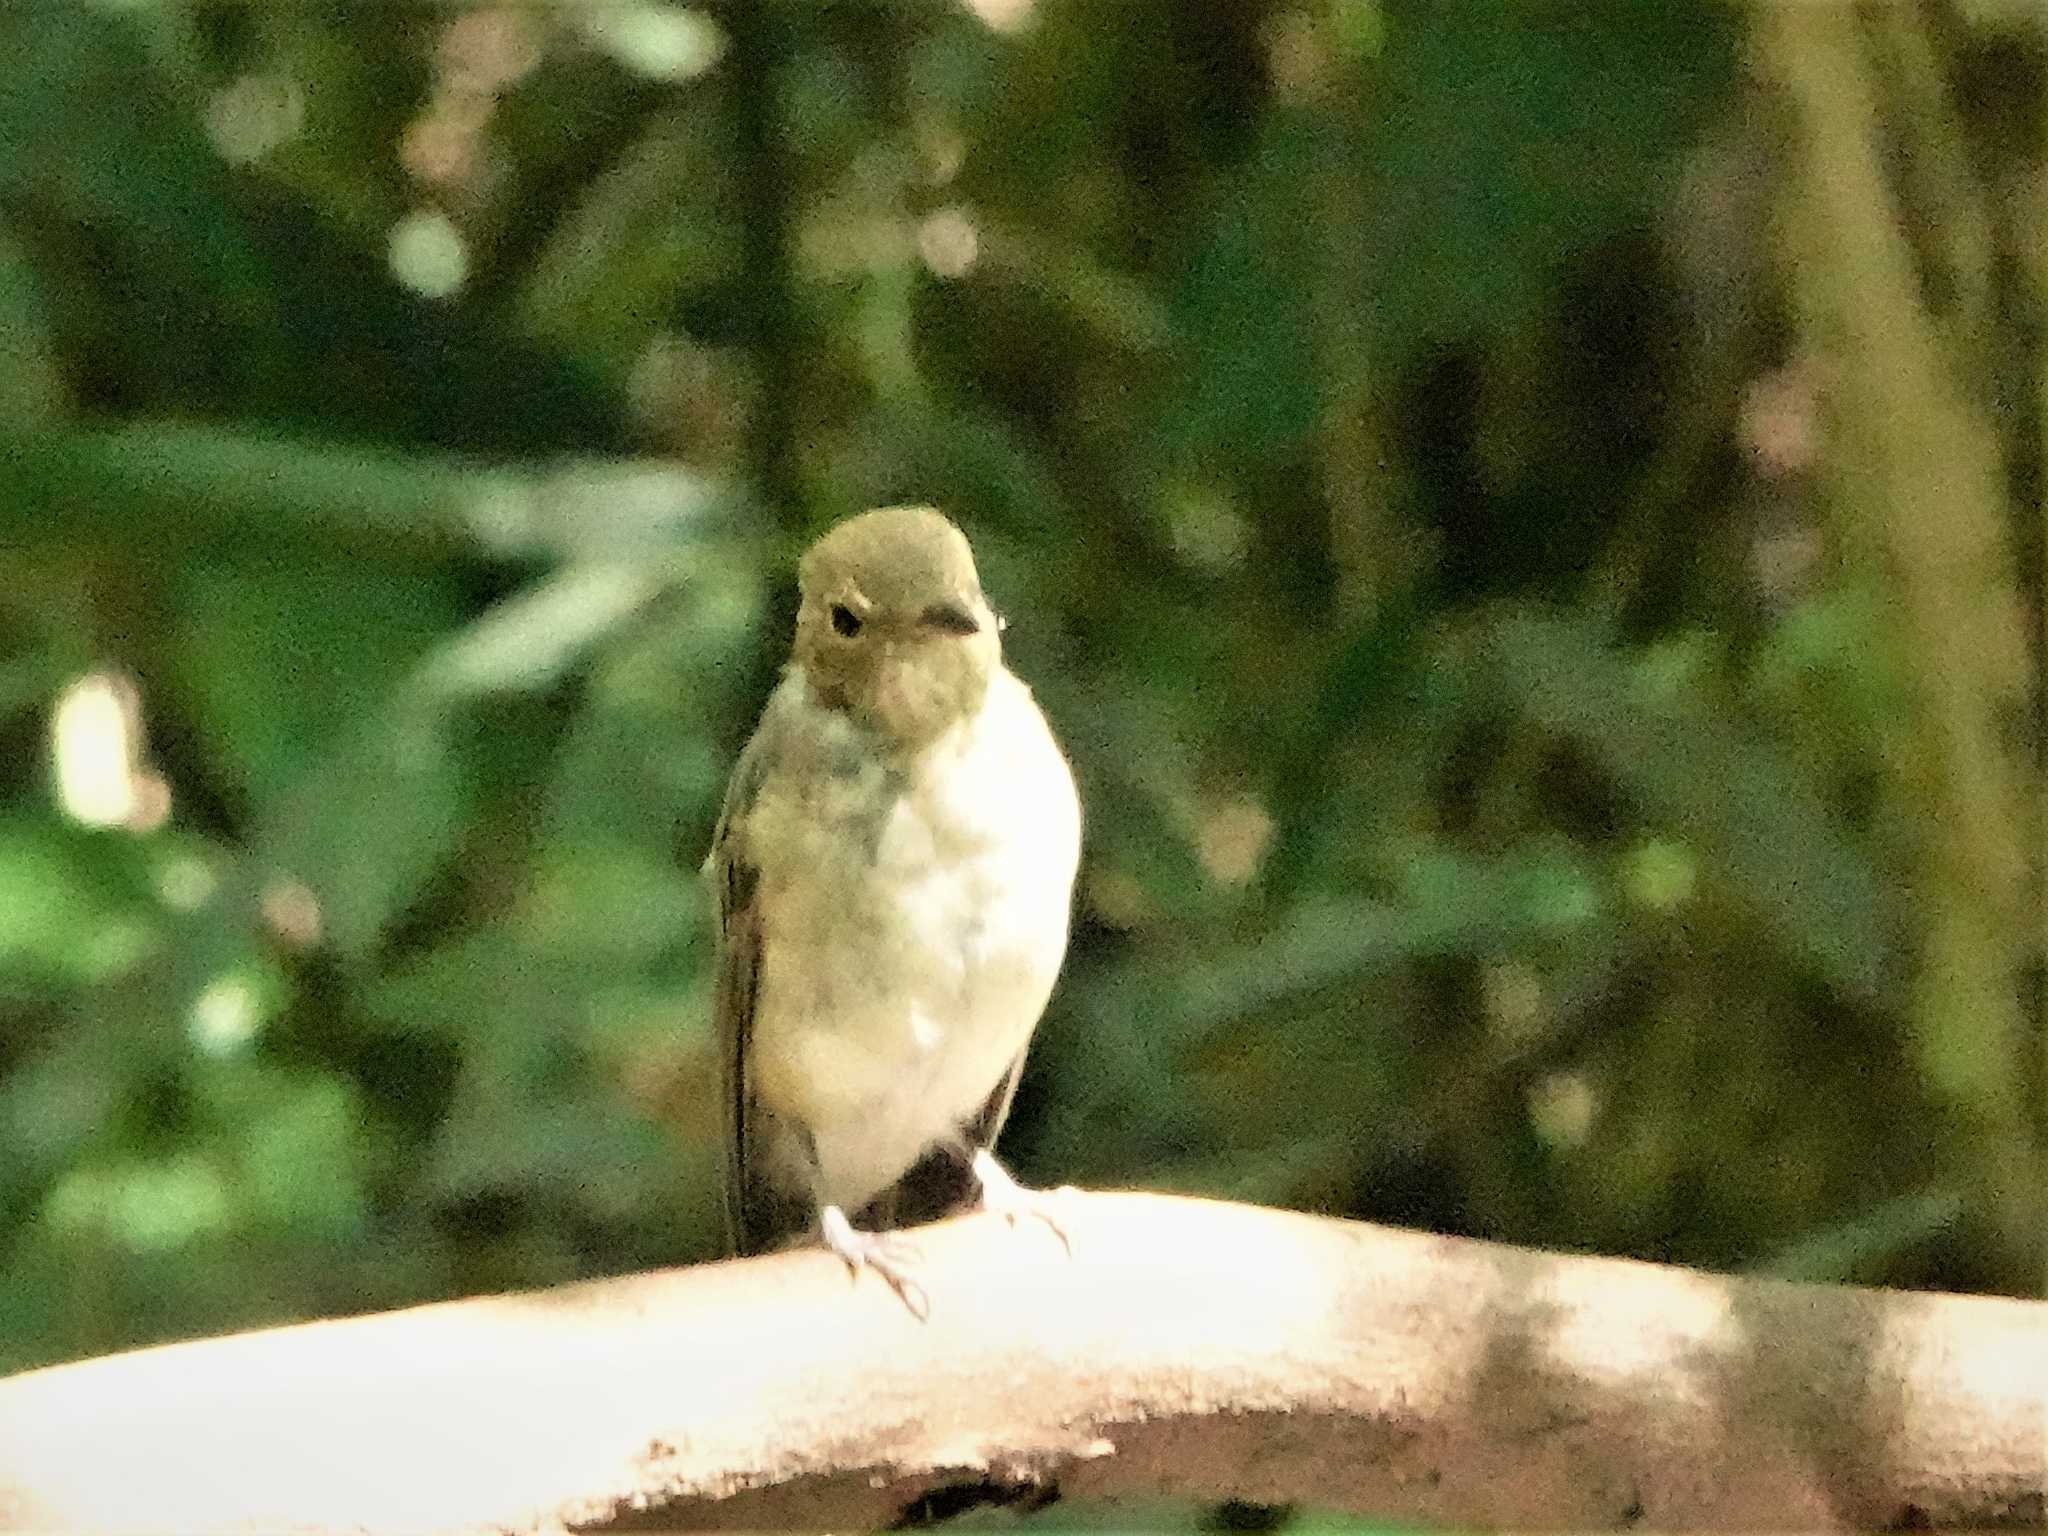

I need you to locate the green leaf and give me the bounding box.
[0,819,159,985]
[253,704,475,959]
[363,929,621,1043]
[173,553,463,816]
[0,422,737,563]
[1263,588,1440,898]
[41,1152,234,1254]
[1361,1,1739,347]
[1079,852,1603,1058]
[1166,111,1322,463]
[0,219,65,422]
[520,112,741,370]
[1751,1191,1963,1283]
[0,1023,127,1184]
[0,8,280,345]
[1482,608,1892,1002]
[426,1079,677,1215]
[187,1058,371,1238]
[511,840,702,964]
[412,562,669,705]
[542,557,764,848]
[980,219,1173,355]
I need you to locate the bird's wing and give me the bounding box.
[708,691,789,1256]
[965,1041,1030,1155]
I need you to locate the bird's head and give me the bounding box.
[793,506,1004,752]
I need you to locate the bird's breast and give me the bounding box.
[748,671,1080,1209]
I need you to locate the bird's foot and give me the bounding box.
[971,1149,1076,1255]
[819,1204,929,1319]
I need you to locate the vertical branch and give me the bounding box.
[1297,13,1397,620]
[1755,7,2043,1283]
[1863,7,1995,360]
[845,5,928,418]
[2029,9,2048,1302]
[726,2,801,525]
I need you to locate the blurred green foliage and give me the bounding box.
[2,0,2044,1399]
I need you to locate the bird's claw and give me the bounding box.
[819,1204,929,1318]
[971,1149,1076,1255]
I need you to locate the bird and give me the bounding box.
[706,505,1082,1312]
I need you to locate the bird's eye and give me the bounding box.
[829,603,863,638]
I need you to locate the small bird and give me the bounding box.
[707,505,1081,1310]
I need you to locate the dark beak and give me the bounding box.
[920,601,982,637]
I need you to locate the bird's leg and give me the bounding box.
[797,1128,930,1317]
[970,1147,1076,1254]
[817,1205,928,1318]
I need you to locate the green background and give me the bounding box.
[2,0,2044,1439]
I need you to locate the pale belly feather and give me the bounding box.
[748,671,1079,1213]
